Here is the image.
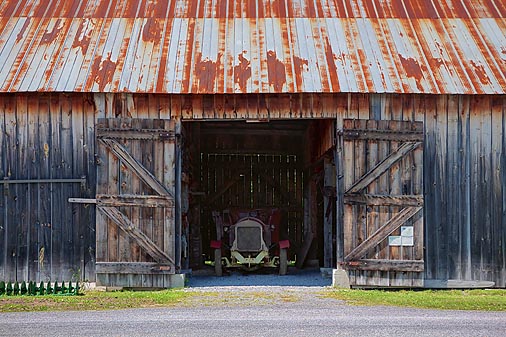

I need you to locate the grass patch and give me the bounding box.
[0,289,192,312]
[323,289,506,311]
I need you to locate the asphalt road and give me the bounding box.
[1,287,505,337]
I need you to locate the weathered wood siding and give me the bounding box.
[341,119,424,288]
[0,93,96,283]
[1,92,505,287]
[424,95,506,287]
[95,118,176,288]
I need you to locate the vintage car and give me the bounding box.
[210,208,290,276]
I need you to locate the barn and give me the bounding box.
[0,0,505,288]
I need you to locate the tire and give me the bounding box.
[214,249,223,277]
[279,248,288,276]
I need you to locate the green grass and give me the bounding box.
[323,289,506,311]
[3,288,506,312]
[0,289,192,312]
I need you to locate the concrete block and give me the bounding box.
[332,269,350,288]
[168,273,186,288]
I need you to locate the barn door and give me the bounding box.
[339,119,424,287]
[95,119,176,288]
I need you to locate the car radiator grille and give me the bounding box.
[236,227,262,251]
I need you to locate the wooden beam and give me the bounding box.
[68,198,97,204]
[99,138,174,198]
[97,194,174,208]
[346,142,422,193]
[295,231,314,269]
[96,262,173,274]
[97,128,175,140]
[344,194,424,207]
[200,128,306,137]
[323,157,334,268]
[174,119,182,269]
[98,207,174,264]
[335,130,345,264]
[342,129,423,142]
[343,259,424,272]
[345,206,422,261]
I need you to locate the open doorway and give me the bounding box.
[181,119,336,278]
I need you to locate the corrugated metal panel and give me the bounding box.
[0,0,505,94]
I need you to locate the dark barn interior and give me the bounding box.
[182,119,336,272]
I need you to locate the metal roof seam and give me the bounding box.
[400,0,443,94]
[7,16,50,92]
[78,2,112,92]
[430,0,479,94]
[0,1,505,94]
[466,16,506,87]
[374,17,405,94]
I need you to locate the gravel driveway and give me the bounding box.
[1,269,505,337]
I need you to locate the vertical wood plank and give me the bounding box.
[365,119,381,282]
[423,95,437,280]
[71,95,85,279]
[94,95,108,274]
[490,96,503,285]
[129,119,142,262]
[83,94,97,281]
[458,95,472,281]
[0,95,5,281]
[323,157,334,268]
[38,96,52,281]
[26,95,39,282]
[164,119,176,267]
[153,119,164,257]
[446,95,460,279]
[16,94,29,282]
[502,97,506,287]
[477,96,492,282]
[469,96,485,281]
[118,119,133,263]
[3,95,18,281]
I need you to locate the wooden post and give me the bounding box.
[174,118,182,271]
[335,129,345,266]
[323,156,335,268]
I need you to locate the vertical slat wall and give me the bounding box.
[199,153,304,258]
[94,118,175,288]
[1,92,505,287]
[0,93,96,283]
[424,95,506,287]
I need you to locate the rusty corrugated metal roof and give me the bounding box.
[0,0,505,94]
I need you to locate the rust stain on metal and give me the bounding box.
[93,0,113,18]
[293,56,308,90]
[0,1,505,94]
[16,18,31,43]
[92,53,117,92]
[267,50,286,91]
[470,60,491,85]
[0,0,503,19]
[195,52,222,93]
[41,19,63,44]
[142,19,161,42]
[234,51,251,93]
[399,54,425,92]
[181,19,196,93]
[72,20,92,54]
[323,36,340,91]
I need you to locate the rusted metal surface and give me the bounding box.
[0,0,504,94]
